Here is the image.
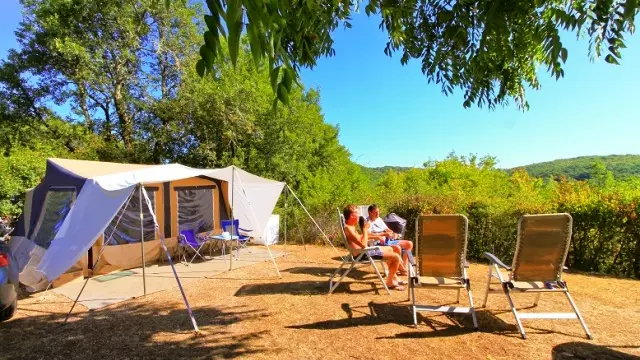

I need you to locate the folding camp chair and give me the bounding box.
[482,213,592,340]
[221,219,252,257]
[409,214,478,329]
[328,210,390,295]
[178,229,207,265]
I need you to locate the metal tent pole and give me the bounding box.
[141,187,199,333]
[284,186,287,245]
[139,185,146,296]
[232,169,282,278]
[229,166,234,271]
[285,184,346,260]
[64,189,135,325]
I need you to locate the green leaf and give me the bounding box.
[560,48,568,63]
[165,0,171,10]
[226,0,243,67]
[277,82,290,105]
[605,54,620,65]
[246,25,263,68]
[196,59,206,78]
[270,66,280,92]
[200,45,214,68]
[204,15,219,33]
[439,10,454,23]
[283,67,293,92]
[204,30,218,54]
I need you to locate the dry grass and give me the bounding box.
[1,245,639,360]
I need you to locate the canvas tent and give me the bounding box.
[9,158,286,291]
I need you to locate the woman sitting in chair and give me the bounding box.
[343,204,407,291]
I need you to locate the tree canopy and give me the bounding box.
[197,0,639,110]
[0,0,369,218]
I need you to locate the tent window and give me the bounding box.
[177,187,214,234]
[103,186,157,246]
[33,188,76,249]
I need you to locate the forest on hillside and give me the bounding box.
[512,155,640,180]
[1,1,640,279]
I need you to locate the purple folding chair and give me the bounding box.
[221,219,252,257]
[178,229,207,265]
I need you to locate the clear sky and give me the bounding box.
[2,1,639,169]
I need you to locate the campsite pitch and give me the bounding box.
[1,245,639,360]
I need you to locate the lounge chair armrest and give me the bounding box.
[483,252,511,270]
[238,227,252,232]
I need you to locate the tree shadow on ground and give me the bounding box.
[234,280,387,296]
[552,342,640,360]
[0,301,272,359]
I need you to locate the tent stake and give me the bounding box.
[139,185,146,296]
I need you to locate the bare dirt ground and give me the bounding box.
[1,244,639,360]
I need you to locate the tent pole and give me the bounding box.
[292,205,307,250]
[284,186,287,245]
[229,166,234,271]
[139,185,146,296]
[232,169,282,278]
[141,187,199,333]
[285,185,346,260]
[63,189,136,325]
[63,244,108,324]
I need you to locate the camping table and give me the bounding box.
[208,234,239,259]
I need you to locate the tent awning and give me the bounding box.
[28,160,284,283]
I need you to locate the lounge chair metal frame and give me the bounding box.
[410,214,478,329]
[482,213,592,340]
[328,210,390,295]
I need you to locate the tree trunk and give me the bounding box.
[112,81,133,150]
[77,83,94,130]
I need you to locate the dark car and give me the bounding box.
[0,223,18,322]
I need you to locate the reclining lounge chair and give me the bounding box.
[410,214,478,329]
[329,210,390,295]
[482,213,592,340]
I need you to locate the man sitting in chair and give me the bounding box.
[366,204,413,275]
[343,204,407,290]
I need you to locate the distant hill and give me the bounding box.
[360,155,640,183]
[511,155,640,180]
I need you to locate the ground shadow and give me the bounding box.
[379,309,519,339]
[552,342,640,360]
[0,301,271,359]
[234,280,386,297]
[286,301,416,330]
[287,301,526,339]
[284,266,376,280]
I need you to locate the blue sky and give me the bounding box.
[2,1,639,169]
